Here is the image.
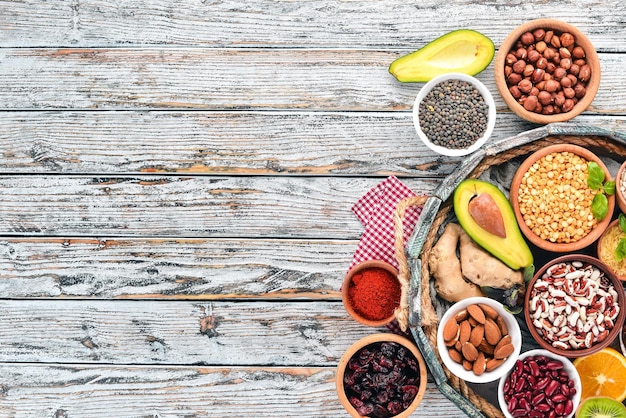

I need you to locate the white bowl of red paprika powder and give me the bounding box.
[342,260,401,327]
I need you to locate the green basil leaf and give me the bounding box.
[620,213,626,233]
[616,238,626,262]
[591,193,608,220]
[587,161,605,190]
[604,180,616,195]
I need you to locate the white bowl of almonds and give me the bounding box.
[437,297,522,383]
[510,143,614,252]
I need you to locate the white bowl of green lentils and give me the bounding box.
[413,73,496,157]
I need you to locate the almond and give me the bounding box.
[462,359,473,371]
[448,348,463,364]
[454,308,469,322]
[477,339,495,356]
[496,315,509,336]
[494,342,514,360]
[443,317,459,342]
[461,342,479,362]
[459,320,471,344]
[484,318,502,346]
[469,324,484,347]
[472,351,486,376]
[486,357,505,372]
[478,303,499,320]
[467,304,486,324]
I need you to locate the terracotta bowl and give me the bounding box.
[341,260,400,327]
[494,18,600,124]
[497,349,581,418]
[525,254,626,358]
[597,219,626,281]
[616,160,626,214]
[336,333,427,417]
[510,144,614,252]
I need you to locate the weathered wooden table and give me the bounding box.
[1,1,625,417]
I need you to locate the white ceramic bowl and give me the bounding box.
[437,296,521,383]
[413,72,496,157]
[498,349,582,418]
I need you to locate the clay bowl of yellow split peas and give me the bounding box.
[510,143,614,253]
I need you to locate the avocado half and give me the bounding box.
[453,179,533,271]
[389,29,495,82]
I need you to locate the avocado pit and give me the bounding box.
[468,193,507,238]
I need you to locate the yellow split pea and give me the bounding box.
[517,151,599,243]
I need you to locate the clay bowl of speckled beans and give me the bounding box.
[336,333,427,417]
[524,254,626,358]
[615,160,626,214]
[510,143,614,253]
[494,18,600,124]
[412,72,496,157]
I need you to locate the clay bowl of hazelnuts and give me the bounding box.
[495,19,600,124]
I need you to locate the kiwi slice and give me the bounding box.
[577,397,626,418]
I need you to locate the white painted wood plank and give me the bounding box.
[0,364,465,417]
[0,176,436,238]
[1,112,624,175]
[0,48,623,112]
[1,0,624,51]
[0,238,351,299]
[0,300,375,365]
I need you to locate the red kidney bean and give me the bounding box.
[502,355,577,418]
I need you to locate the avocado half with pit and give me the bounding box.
[389,29,495,82]
[453,179,533,271]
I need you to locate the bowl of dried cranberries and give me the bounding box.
[336,333,427,417]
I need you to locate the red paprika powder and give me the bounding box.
[347,267,401,322]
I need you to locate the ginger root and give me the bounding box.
[428,223,484,302]
[459,229,524,289]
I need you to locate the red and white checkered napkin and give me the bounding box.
[349,176,422,271]
[349,176,423,336]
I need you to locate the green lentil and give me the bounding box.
[418,79,489,150]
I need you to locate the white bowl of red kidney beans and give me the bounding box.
[498,349,582,418]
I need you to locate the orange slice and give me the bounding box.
[573,347,626,402]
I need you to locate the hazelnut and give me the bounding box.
[509,85,522,99]
[544,30,554,44]
[554,92,566,106]
[562,98,575,112]
[546,62,557,74]
[550,35,561,48]
[506,53,518,66]
[533,28,546,41]
[532,68,545,84]
[560,32,576,48]
[512,59,526,74]
[543,48,556,60]
[579,64,591,82]
[563,87,576,99]
[574,58,586,67]
[569,64,580,76]
[567,74,578,86]
[524,64,535,77]
[516,47,528,60]
[535,41,547,53]
[545,79,560,93]
[518,79,533,94]
[572,46,586,59]
[542,104,555,115]
[521,31,535,46]
[507,73,522,85]
[527,49,541,63]
[560,76,572,88]
[504,65,513,77]
[574,84,586,98]
[523,95,539,111]
[552,67,567,81]
[560,57,572,70]
[538,90,552,105]
[530,87,539,97]
[536,57,548,69]
[559,47,572,59]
